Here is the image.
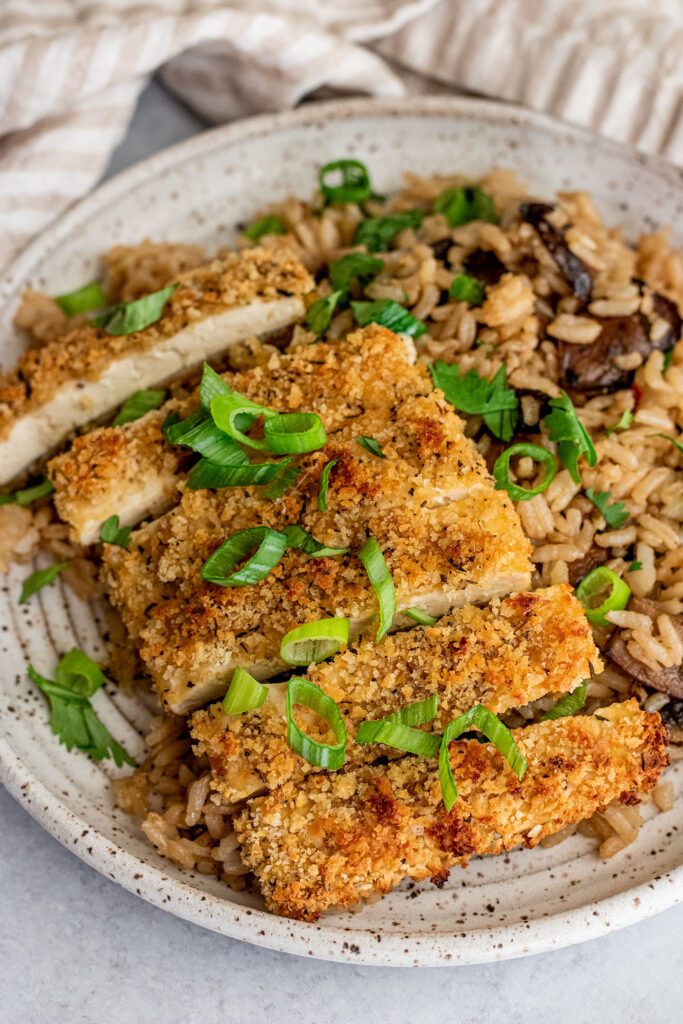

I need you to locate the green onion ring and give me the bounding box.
[200,526,288,587]
[439,705,527,811]
[222,666,269,714]
[319,159,372,205]
[540,682,587,722]
[355,720,441,756]
[317,459,338,512]
[493,443,557,501]
[280,618,350,665]
[210,393,276,451]
[358,536,396,643]
[285,677,347,769]
[575,566,630,627]
[264,412,327,454]
[403,607,437,626]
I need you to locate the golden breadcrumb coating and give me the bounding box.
[235,700,668,920]
[192,584,601,801]
[0,248,312,439]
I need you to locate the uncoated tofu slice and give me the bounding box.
[102,382,531,712]
[191,584,602,802]
[48,325,425,544]
[0,248,312,484]
[235,700,669,920]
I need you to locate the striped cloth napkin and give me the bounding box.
[4,0,683,272]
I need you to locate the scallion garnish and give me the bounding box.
[304,291,343,335]
[55,280,107,317]
[449,274,486,305]
[317,459,338,512]
[585,487,629,529]
[93,284,177,336]
[544,391,597,484]
[355,694,440,754]
[283,524,349,557]
[493,443,557,501]
[353,210,423,252]
[19,561,69,604]
[650,433,683,456]
[0,476,55,507]
[222,666,269,714]
[351,299,426,338]
[163,409,248,467]
[112,388,166,426]
[575,566,630,626]
[663,347,674,372]
[280,618,350,665]
[358,536,395,643]
[540,682,587,722]
[243,214,286,242]
[403,607,437,626]
[433,186,498,227]
[285,677,347,769]
[319,159,372,205]
[355,435,385,458]
[264,412,327,454]
[438,705,527,811]
[329,253,384,292]
[210,392,276,451]
[429,361,519,441]
[99,514,132,549]
[264,463,301,501]
[200,526,288,587]
[187,457,290,490]
[199,362,230,408]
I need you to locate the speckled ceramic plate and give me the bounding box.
[1,97,682,966]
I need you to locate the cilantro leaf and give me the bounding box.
[627,560,643,573]
[433,186,498,227]
[329,253,384,292]
[305,291,343,335]
[585,487,629,529]
[352,210,423,252]
[544,391,597,484]
[449,274,486,305]
[351,299,425,338]
[99,514,132,549]
[605,408,633,437]
[429,361,518,441]
[243,214,286,242]
[19,561,69,604]
[355,436,385,458]
[93,284,177,337]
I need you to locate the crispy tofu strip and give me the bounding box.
[235,700,668,920]
[192,584,601,802]
[47,326,426,544]
[102,376,531,712]
[0,248,312,483]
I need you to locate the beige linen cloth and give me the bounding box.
[3,0,683,272]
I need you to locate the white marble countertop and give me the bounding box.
[3,80,683,1022]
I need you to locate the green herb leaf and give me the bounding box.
[493,443,557,501]
[280,618,350,665]
[200,526,289,587]
[1,477,55,507]
[54,647,106,698]
[283,524,349,558]
[585,487,629,529]
[403,607,437,626]
[304,291,344,335]
[351,299,425,338]
[627,560,643,573]
[222,666,269,714]
[94,284,177,336]
[355,435,385,458]
[317,459,338,512]
[605,408,633,437]
[544,391,597,484]
[329,253,384,292]
[55,280,108,317]
[352,209,423,252]
[429,361,519,441]
[449,274,486,305]
[663,347,674,372]
[112,388,166,426]
[433,186,498,227]
[650,433,683,455]
[439,705,526,811]
[19,561,69,604]
[540,682,587,722]
[358,536,395,643]
[99,514,132,549]
[285,677,347,769]
[319,159,372,204]
[243,214,286,242]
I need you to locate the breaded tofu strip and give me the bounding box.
[192,585,601,802]
[48,326,428,544]
[235,700,668,920]
[0,248,312,483]
[103,391,531,712]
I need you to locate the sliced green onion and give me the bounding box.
[280,618,350,665]
[353,210,423,252]
[319,159,372,204]
[264,463,301,501]
[199,363,230,409]
[449,274,486,305]
[222,666,269,714]
[285,677,347,769]
[200,526,288,587]
[305,291,343,335]
[403,607,437,626]
[351,299,426,338]
[210,392,276,451]
[243,214,286,242]
[99,514,132,549]
[355,719,441,756]
[329,253,384,292]
[540,682,587,722]
[163,409,248,466]
[13,477,55,506]
[493,443,557,501]
[439,705,527,812]
[384,693,439,726]
[650,433,683,456]
[358,536,395,643]
[93,284,177,336]
[317,459,338,512]
[355,435,385,458]
[264,412,327,454]
[112,388,166,426]
[663,347,674,372]
[19,561,69,604]
[54,647,106,699]
[433,186,498,227]
[575,566,630,627]
[283,524,349,557]
[55,280,108,317]
[187,457,290,490]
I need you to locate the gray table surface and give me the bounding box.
[3,80,683,1024]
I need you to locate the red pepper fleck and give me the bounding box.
[631,382,643,409]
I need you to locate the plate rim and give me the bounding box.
[2,93,683,966]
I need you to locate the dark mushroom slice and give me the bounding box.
[463,249,507,286]
[606,597,683,699]
[430,238,453,263]
[560,294,681,393]
[519,202,593,302]
[567,545,610,588]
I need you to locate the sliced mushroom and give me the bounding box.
[606,597,683,699]
[519,202,593,302]
[567,545,609,588]
[463,249,506,286]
